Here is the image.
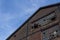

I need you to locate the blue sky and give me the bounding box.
[0,0,60,40]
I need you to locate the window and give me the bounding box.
[14,35,16,37]
[51,16,56,21]
[32,23,39,29]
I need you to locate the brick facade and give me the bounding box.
[7,3,60,40]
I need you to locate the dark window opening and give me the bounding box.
[51,16,56,21]
[43,19,46,21]
[32,23,39,29]
[39,25,41,27]
[56,30,58,32]
[14,35,16,37]
[43,32,45,34]
[34,24,38,29]
[32,26,34,29]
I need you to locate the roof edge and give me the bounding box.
[6,2,60,40]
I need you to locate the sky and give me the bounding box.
[0,0,60,40]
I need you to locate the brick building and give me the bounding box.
[7,3,60,40]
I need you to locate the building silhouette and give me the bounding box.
[7,3,60,40]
